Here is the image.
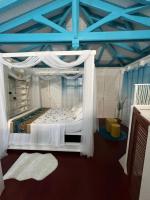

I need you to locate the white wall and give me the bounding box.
[96,68,123,118]
[40,80,51,108]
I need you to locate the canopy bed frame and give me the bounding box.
[0,50,96,157]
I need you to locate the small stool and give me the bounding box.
[106,118,118,133]
[110,123,121,138]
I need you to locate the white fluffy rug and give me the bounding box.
[3,153,58,181]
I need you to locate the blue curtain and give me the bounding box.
[138,67,144,83]
[122,64,150,104]
[121,64,150,125]
[143,64,150,83]
[62,77,83,108]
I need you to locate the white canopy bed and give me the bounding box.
[0,50,96,158]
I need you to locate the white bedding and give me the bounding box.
[9,107,83,147]
[33,108,79,123]
[65,120,82,133]
[30,108,83,146]
[32,108,83,133]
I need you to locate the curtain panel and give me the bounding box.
[0,55,9,159]
[121,64,150,126]
[62,77,83,109]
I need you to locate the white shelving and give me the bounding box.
[8,77,31,117]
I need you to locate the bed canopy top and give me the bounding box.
[1,50,94,69]
[0,50,96,158]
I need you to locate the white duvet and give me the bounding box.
[9,107,83,147]
[33,108,76,124]
[30,107,83,146]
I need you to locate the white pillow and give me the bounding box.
[75,107,83,119]
[71,106,77,112]
[76,112,83,120]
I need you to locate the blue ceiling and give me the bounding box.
[0,0,150,67]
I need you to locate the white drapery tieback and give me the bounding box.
[61,73,82,80]
[9,72,31,81]
[39,73,82,81]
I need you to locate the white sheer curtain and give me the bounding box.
[2,57,41,68]
[31,75,41,109]
[62,78,82,109]
[0,59,7,193]
[41,53,90,69]
[81,53,95,156]
[0,50,96,157]
[2,51,90,69]
[61,73,82,80]
[0,56,9,159]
